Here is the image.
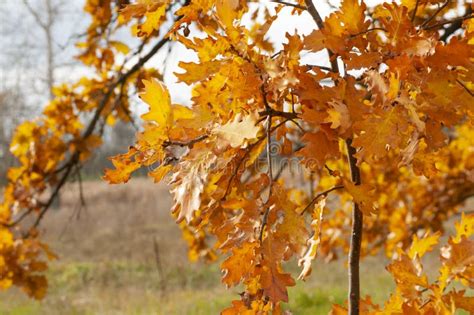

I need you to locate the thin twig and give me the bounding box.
[76,164,86,215]
[223,119,291,199]
[163,135,208,147]
[411,0,421,22]
[259,114,274,243]
[420,1,450,28]
[153,237,167,295]
[423,14,473,30]
[270,0,306,10]
[305,64,333,72]
[457,79,474,97]
[349,27,386,38]
[271,50,282,59]
[300,185,344,215]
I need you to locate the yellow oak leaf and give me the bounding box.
[140,5,167,36]
[445,290,474,314]
[109,40,130,54]
[441,237,474,279]
[140,79,172,127]
[408,231,440,260]
[148,164,172,183]
[453,212,474,243]
[339,0,368,35]
[216,0,240,30]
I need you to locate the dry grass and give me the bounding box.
[0,177,398,314]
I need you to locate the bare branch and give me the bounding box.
[22,0,47,30]
[271,0,306,10]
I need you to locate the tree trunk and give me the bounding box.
[346,139,363,315]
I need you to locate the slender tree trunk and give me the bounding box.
[304,1,365,313]
[45,0,55,101]
[346,139,363,315]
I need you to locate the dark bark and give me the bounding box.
[346,139,363,314]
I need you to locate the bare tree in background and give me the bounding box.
[0,0,79,185]
[22,0,64,100]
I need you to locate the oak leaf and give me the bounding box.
[212,113,260,149]
[344,182,377,215]
[103,148,140,184]
[171,152,217,223]
[298,198,325,280]
[140,79,172,127]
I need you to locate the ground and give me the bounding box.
[1,178,400,314]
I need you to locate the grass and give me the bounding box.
[0,258,395,314]
[0,178,398,314]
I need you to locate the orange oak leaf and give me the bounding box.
[103,148,140,184]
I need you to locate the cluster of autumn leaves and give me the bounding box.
[1,0,473,314]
